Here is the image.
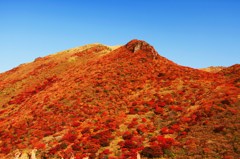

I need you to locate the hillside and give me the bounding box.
[200,66,225,73]
[0,40,239,159]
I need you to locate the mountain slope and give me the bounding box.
[0,40,239,159]
[200,66,225,73]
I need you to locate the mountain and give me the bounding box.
[200,66,225,73]
[0,40,239,159]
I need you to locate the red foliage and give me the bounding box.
[128,119,138,129]
[81,127,91,134]
[142,118,147,122]
[91,130,113,147]
[34,142,46,149]
[72,143,81,151]
[161,127,174,134]
[170,105,183,112]
[122,140,138,149]
[0,40,239,158]
[171,124,181,132]
[122,131,133,140]
[154,106,164,114]
[0,146,11,154]
[156,135,175,149]
[157,101,166,107]
[141,146,163,158]
[49,144,62,155]
[71,121,80,127]
[62,132,77,143]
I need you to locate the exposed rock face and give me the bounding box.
[125,39,158,59]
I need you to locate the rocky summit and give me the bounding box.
[0,40,239,159]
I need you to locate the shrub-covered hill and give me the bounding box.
[0,40,239,159]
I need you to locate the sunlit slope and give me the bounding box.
[0,40,239,159]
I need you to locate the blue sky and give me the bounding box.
[0,0,239,73]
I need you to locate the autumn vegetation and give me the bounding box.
[0,40,239,158]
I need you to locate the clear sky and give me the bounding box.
[0,0,239,73]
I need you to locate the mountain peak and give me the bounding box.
[125,39,158,58]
